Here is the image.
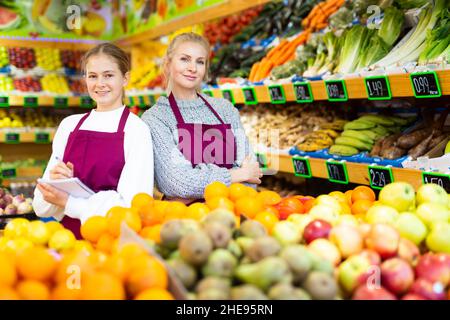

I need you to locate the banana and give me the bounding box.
[344,120,376,131]
[372,125,389,136]
[359,130,382,141]
[335,137,373,151]
[316,129,339,138]
[341,130,374,144]
[385,116,409,126]
[359,115,395,126]
[329,145,359,156]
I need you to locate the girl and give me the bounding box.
[141,33,261,203]
[33,43,154,238]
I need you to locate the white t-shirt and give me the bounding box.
[32,106,154,224]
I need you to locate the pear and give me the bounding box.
[198,289,230,300]
[293,288,312,300]
[236,237,255,253]
[203,208,236,230]
[160,219,199,250]
[280,245,313,284]
[202,249,237,278]
[268,283,312,300]
[239,220,267,238]
[302,271,338,300]
[167,258,197,290]
[230,285,268,300]
[204,222,232,249]
[246,236,281,262]
[227,240,243,259]
[179,231,213,266]
[196,277,231,294]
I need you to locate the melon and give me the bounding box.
[0,6,20,30]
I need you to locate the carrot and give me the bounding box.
[302,17,310,28]
[249,62,260,81]
[277,47,296,65]
[316,22,328,30]
[260,61,274,79]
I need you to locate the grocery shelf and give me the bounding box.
[0,131,55,144]
[0,39,97,51]
[1,166,44,188]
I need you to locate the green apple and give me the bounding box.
[338,255,371,293]
[395,212,428,245]
[315,195,343,215]
[337,214,359,227]
[309,204,340,226]
[308,238,341,266]
[272,221,302,246]
[379,182,416,212]
[365,205,399,225]
[287,214,313,235]
[416,202,450,228]
[425,222,450,253]
[417,184,448,206]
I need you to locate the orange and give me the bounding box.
[265,206,279,216]
[341,203,352,215]
[351,186,376,203]
[140,224,162,244]
[254,211,279,234]
[55,250,99,284]
[116,243,147,259]
[72,240,94,253]
[0,252,17,287]
[106,206,142,237]
[303,198,315,213]
[96,233,115,254]
[16,280,50,300]
[235,196,264,219]
[245,187,258,197]
[102,255,129,282]
[80,216,108,243]
[127,255,162,273]
[185,203,210,221]
[16,247,57,282]
[139,204,163,227]
[126,261,168,296]
[204,181,229,201]
[131,193,154,209]
[45,221,64,236]
[351,199,374,216]
[0,286,19,300]
[51,283,81,300]
[257,190,282,207]
[206,196,234,212]
[134,288,174,300]
[235,215,240,228]
[344,190,353,206]
[329,191,347,204]
[80,272,125,300]
[163,201,187,221]
[228,183,249,202]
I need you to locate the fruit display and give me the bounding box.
[8,47,36,70]
[0,188,33,216]
[13,77,41,92]
[0,109,63,129]
[0,46,9,68]
[0,75,14,92]
[60,50,84,71]
[40,74,70,95]
[35,48,62,71]
[68,78,87,95]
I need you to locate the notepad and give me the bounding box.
[37,177,94,198]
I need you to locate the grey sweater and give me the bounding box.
[141,94,255,199]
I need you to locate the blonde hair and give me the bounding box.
[163,32,211,94]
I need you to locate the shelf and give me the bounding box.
[0,95,96,108]
[0,39,97,50]
[0,131,55,144]
[1,166,44,188]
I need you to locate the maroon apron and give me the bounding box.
[168,93,237,169]
[61,107,130,239]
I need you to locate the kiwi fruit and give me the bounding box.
[202,208,236,230]
[167,258,198,290]
[302,271,338,300]
[196,277,231,294]
[231,285,268,300]
[160,220,185,250]
[239,220,267,238]
[197,289,230,300]
[179,231,213,266]
[246,236,281,262]
[202,249,237,278]
[204,222,232,249]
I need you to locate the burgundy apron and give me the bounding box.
[168,93,237,169]
[61,107,130,239]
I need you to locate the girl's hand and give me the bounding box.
[50,161,74,180]
[37,183,69,208]
[230,155,262,184]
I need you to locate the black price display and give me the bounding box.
[24,96,38,107]
[1,168,16,178]
[268,85,286,104]
[256,153,268,170]
[0,96,9,107]
[422,172,450,193]
[203,90,213,97]
[242,87,258,105]
[292,157,312,178]
[81,96,94,108]
[54,97,68,108]
[148,95,156,105]
[325,80,347,101]
[138,96,146,108]
[128,96,135,106]
[35,132,50,144]
[5,133,19,144]
[326,161,348,184]
[222,90,235,104]
[368,165,393,189]
[293,82,313,103]
[410,72,441,98]
[365,76,391,100]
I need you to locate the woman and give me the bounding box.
[141,32,261,203]
[33,43,154,238]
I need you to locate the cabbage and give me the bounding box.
[378,7,404,47]
[336,25,371,74]
[418,8,450,64]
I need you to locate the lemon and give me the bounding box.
[49,229,76,252]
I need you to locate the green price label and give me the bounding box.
[268,85,286,104]
[35,132,50,144]
[222,90,235,104]
[325,80,348,102]
[293,82,313,103]
[410,72,442,98]
[80,96,94,108]
[128,96,135,106]
[5,133,20,144]
[0,96,9,107]
[242,87,258,105]
[1,168,16,178]
[292,157,312,178]
[326,160,349,184]
[368,165,393,190]
[148,95,156,105]
[138,96,146,108]
[54,97,68,108]
[203,90,213,97]
[255,153,268,170]
[24,96,38,107]
[365,76,392,100]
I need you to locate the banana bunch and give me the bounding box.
[128,60,160,90]
[297,129,340,152]
[320,119,348,131]
[329,114,413,156]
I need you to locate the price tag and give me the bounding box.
[148,95,156,105]
[203,90,213,97]
[0,96,9,107]
[1,168,16,178]
[268,85,286,104]
[242,87,258,105]
[24,96,38,107]
[422,172,450,193]
[35,132,50,144]
[365,76,392,100]
[138,96,146,108]
[326,160,348,184]
[293,82,313,103]
[54,97,68,108]
[222,89,235,104]
[292,157,312,178]
[255,153,268,170]
[128,96,135,106]
[80,96,94,108]
[368,165,393,190]
[410,71,441,98]
[325,80,347,102]
[5,133,19,144]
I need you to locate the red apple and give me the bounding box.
[415,253,450,286]
[329,224,364,258]
[358,223,372,239]
[352,285,397,300]
[381,258,415,296]
[409,278,447,300]
[401,293,426,300]
[359,249,381,266]
[398,238,421,266]
[303,219,332,244]
[365,224,400,260]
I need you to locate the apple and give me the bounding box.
[358,223,372,239]
[379,182,416,212]
[287,214,313,235]
[337,214,359,227]
[271,221,302,246]
[409,278,447,300]
[338,255,372,293]
[415,253,450,286]
[416,202,450,228]
[303,219,332,244]
[314,195,343,214]
[329,224,363,258]
[352,285,397,300]
[401,293,426,300]
[381,258,415,295]
[426,222,450,254]
[416,184,448,206]
[308,239,341,266]
[358,249,381,266]
[395,212,428,245]
[397,238,420,266]
[365,205,399,225]
[309,205,340,226]
[365,224,400,260]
